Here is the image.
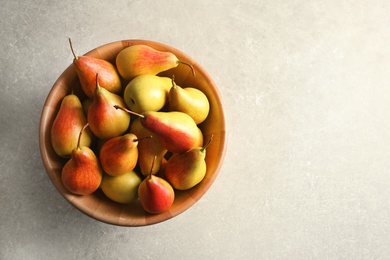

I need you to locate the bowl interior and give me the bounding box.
[39,39,227,226]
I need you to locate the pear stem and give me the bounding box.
[95,73,100,91]
[201,134,214,151]
[68,38,78,60]
[171,75,176,87]
[77,123,89,149]
[133,135,153,142]
[177,60,196,77]
[114,105,145,118]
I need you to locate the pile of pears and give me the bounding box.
[50,39,212,214]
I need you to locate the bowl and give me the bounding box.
[39,39,227,226]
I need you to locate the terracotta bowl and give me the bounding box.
[39,39,227,226]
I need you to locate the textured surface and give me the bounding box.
[2,0,390,259]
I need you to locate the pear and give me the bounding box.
[88,74,131,140]
[195,127,204,147]
[61,124,103,195]
[164,136,213,190]
[130,118,167,176]
[138,157,175,214]
[115,105,200,153]
[51,93,93,158]
[116,44,195,80]
[69,38,122,98]
[100,171,142,204]
[99,133,140,176]
[82,98,93,116]
[168,78,210,124]
[123,75,172,113]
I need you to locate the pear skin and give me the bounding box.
[195,126,204,147]
[130,118,167,176]
[116,44,194,80]
[164,136,212,190]
[124,75,172,113]
[99,133,139,176]
[138,174,175,214]
[62,146,103,195]
[69,39,121,98]
[168,84,210,124]
[61,124,103,195]
[114,106,200,153]
[51,94,93,158]
[100,171,142,204]
[88,77,130,140]
[140,111,200,153]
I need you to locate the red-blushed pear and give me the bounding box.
[88,74,130,140]
[168,77,210,124]
[61,124,103,195]
[51,93,93,158]
[164,135,213,190]
[100,170,142,204]
[115,44,195,80]
[130,118,167,176]
[114,105,199,153]
[99,133,149,177]
[69,38,122,98]
[138,156,175,214]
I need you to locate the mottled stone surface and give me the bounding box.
[2,0,390,259]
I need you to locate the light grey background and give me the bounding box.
[2,0,390,259]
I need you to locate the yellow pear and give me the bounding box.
[116,44,194,80]
[100,171,142,204]
[168,79,210,124]
[123,75,172,113]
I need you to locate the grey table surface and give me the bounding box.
[2,0,390,259]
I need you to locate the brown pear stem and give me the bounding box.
[133,135,153,142]
[68,38,78,60]
[171,75,176,87]
[77,123,89,149]
[177,60,196,77]
[114,105,145,118]
[201,134,214,152]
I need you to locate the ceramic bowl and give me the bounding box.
[39,39,227,226]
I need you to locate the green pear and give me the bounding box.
[115,106,200,153]
[51,93,93,158]
[164,136,213,190]
[61,124,103,195]
[99,133,139,176]
[116,44,195,80]
[123,75,172,113]
[100,171,142,204]
[168,79,210,124]
[138,157,175,214]
[88,74,131,140]
[130,118,167,176]
[69,38,122,98]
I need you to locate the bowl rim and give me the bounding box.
[39,39,228,226]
